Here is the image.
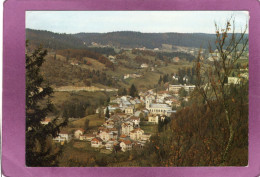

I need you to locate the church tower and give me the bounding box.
[146,98,152,109]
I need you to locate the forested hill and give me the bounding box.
[75,31,217,49]
[26,29,218,50]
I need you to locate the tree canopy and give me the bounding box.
[26,41,67,166]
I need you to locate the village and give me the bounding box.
[45,81,199,153]
[44,64,249,154]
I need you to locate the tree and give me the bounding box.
[105,107,110,118]
[84,119,90,131]
[118,87,127,96]
[129,84,138,98]
[26,42,67,166]
[195,18,248,164]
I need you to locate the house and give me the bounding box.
[172,57,180,63]
[172,75,179,81]
[120,140,133,152]
[148,115,159,124]
[169,85,183,93]
[80,134,95,141]
[141,63,149,68]
[228,77,241,85]
[99,130,110,142]
[125,106,135,115]
[148,115,166,124]
[183,76,189,83]
[103,120,115,129]
[119,134,128,140]
[130,128,144,141]
[74,128,85,139]
[169,84,195,93]
[129,116,140,127]
[116,113,128,119]
[121,122,134,136]
[53,130,73,143]
[41,117,51,125]
[91,137,103,148]
[105,139,118,150]
[141,133,152,142]
[183,84,196,92]
[99,129,118,142]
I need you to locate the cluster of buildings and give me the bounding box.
[50,82,197,152]
[107,95,142,114]
[87,114,151,152]
[123,73,142,79]
[168,84,196,94]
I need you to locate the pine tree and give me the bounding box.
[105,107,110,118]
[26,41,67,166]
[129,84,138,98]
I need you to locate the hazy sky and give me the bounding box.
[26,11,249,34]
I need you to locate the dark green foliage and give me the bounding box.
[157,52,196,62]
[26,41,67,166]
[85,47,116,56]
[56,49,114,69]
[84,119,90,131]
[129,84,139,98]
[158,76,162,85]
[41,59,117,87]
[179,88,188,97]
[105,107,110,118]
[118,87,127,96]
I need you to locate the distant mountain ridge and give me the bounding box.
[26,29,247,50]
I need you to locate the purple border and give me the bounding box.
[2,0,260,176]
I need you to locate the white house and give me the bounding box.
[169,85,183,93]
[99,130,110,142]
[169,84,195,93]
[105,139,118,150]
[130,128,144,141]
[129,116,140,127]
[148,115,166,124]
[74,128,85,139]
[125,106,135,115]
[80,134,95,141]
[121,122,134,136]
[99,129,118,142]
[172,75,179,81]
[148,115,159,124]
[141,63,149,68]
[53,131,73,143]
[91,137,103,148]
[120,140,133,152]
[228,77,241,85]
[183,85,196,92]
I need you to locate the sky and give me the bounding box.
[26,11,249,34]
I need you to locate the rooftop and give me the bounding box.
[150,104,171,108]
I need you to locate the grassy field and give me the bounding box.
[50,91,112,112]
[140,122,158,135]
[69,114,104,129]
